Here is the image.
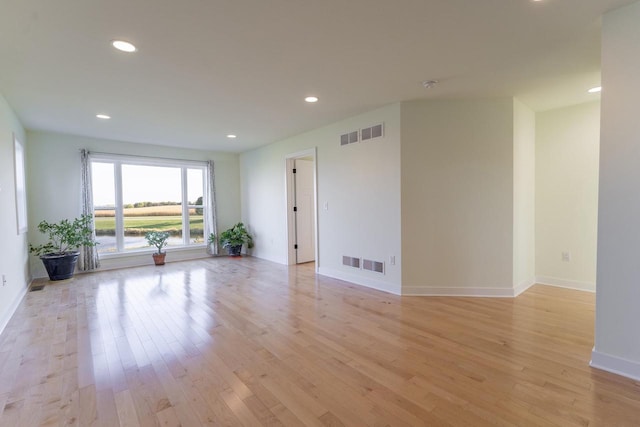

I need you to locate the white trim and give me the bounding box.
[590,348,640,381]
[318,267,401,295]
[92,156,208,254]
[181,167,190,242]
[402,286,518,297]
[114,160,124,251]
[90,152,206,168]
[535,275,595,292]
[514,278,536,296]
[284,148,318,271]
[98,243,207,260]
[31,248,211,279]
[0,282,29,336]
[247,252,288,266]
[98,250,210,272]
[285,157,296,266]
[13,133,28,234]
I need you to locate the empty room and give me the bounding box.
[1,0,640,425]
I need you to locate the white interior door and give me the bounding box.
[294,159,315,263]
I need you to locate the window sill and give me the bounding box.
[98,244,207,260]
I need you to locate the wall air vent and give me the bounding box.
[342,256,361,268]
[341,124,383,146]
[340,130,359,146]
[349,131,358,143]
[363,259,384,274]
[361,123,384,141]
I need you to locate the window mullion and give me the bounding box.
[114,161,124,252]
[181,167,189,245]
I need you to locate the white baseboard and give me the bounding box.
[317,267,401,295]
[318,275,536,298]
[514,278,536,296]
[31,248,213,279]
[535,276,595,292]
[0,282,29,337]
[403,286,517,297]
[246,251,287,266]
[403,278,535,297]
[590,348,640,381]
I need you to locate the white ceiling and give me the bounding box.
[0,0,632,153]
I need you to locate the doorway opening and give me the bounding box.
[285,148,318,269]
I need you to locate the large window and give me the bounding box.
[91,154,206,254]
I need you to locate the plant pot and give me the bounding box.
[152,253,166,266]
[227,245,242,257]
[40,252,80,281]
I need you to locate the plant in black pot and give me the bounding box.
[145,231,170,265]
[217,222,254,257]
[29,214,97,281]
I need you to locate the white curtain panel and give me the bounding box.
[79,149,100,270]
[205,160,218,255]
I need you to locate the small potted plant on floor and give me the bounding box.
[29,214,97,281]
[218,222,254,257]
[145,231,170,265]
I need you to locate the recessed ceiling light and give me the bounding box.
[227,134,237,139]
[96,114,111,120]
[588,86,602,93]
[112,40,137,53]
[305,96,319,103]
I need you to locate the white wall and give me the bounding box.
[0,94,29,333]
[400,99,516,295]
[27,130,240,277]
[240,104,402,294]
[535,101,600,291]
[592,0,640,380]
[513,99,536,293]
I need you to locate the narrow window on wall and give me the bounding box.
[90,155,207,255]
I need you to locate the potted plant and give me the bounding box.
[29,214,97,281]
[217,222,254,257]
[145,231,170,265]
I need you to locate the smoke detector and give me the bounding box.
[422,80,439,89]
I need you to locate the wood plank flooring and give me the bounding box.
[1,257,639,426]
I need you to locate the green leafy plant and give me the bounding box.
[145,231,170,254]
[29,214,97,256]
[218,222,254,250]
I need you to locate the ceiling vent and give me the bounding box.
[363,259,384,274]
[342,255,360,268]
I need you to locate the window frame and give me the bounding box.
[90,153,207,256]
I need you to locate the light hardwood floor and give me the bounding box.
[1,257,639,426]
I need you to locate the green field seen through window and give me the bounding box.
[94,205,204,237]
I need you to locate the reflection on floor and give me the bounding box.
[0,257,638,426]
